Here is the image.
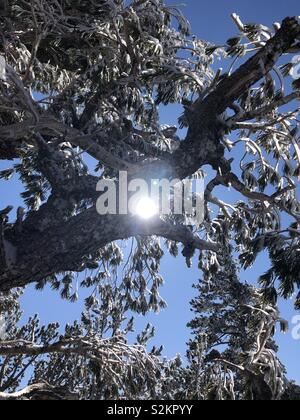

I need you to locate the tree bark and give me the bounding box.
[0,383,78,400]
[0,209,219,291]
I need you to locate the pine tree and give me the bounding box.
[0,0,300,400]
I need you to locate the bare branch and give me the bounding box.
[230,92,300,123]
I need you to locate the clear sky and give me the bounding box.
[1,0,300,386]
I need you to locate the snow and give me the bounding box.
[0,315,6,340]
[231,13,245,32]
[0,56,6,81]
[273,22,281,31]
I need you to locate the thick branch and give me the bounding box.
[0,383,78,400]
[170,17,300,179]
[0,209,219,291]
[206,17,300,113]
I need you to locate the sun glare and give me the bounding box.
[134,197,158,220]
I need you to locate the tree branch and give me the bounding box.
[1,16,299,291]
[0,209,219,290]
[0,382,78,400]
[170,17,300,179]
[230,91,300,123]
[205,17,300,113]
[0,116,137,172]
[0,335,161,400]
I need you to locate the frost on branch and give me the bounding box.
[0,56,6,81]
[0,0,300,400]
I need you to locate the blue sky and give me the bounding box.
[1,0,300,385]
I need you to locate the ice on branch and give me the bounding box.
[0,315,6,340]
[0,56,6,81]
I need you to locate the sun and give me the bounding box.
[134,197,158,220]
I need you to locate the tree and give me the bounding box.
[0,0,300,400]
[188,246,286,401]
